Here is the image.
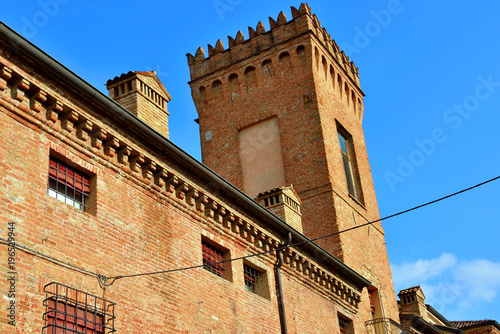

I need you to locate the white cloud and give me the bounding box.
[390,253,457,287]
[391,254,500,320]
[455,259,500,302]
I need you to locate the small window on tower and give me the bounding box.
[338,132,358,198]
[262,59,273,77]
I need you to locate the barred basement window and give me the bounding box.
[43,282,115,334]
[243,263,264,296]
[202,241,225,278]
[47,157,90,211]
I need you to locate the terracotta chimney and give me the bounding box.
[106,71,171,139]
[256,185,303,233]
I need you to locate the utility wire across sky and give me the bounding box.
[1,175,499,287]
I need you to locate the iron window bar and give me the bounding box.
[202,241,225,277]
[339,317,352,334]
[42,282,115,334]
[244,264,263,296]
[47,157,90,211]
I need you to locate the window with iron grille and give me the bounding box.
[47,157,91,211]
[202,241,226,277]
[43,282,115,334]
[243,263,264,296]
[339,315,353,334]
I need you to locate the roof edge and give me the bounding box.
[426,304,454,327]
[0,20,371,290]
[400,314,445,334]
[451,320,500,331]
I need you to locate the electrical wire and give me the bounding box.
[0,236,100,279]
[106,175,500,284]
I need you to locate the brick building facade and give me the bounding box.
[395,286,500,334]
[1,2,489,334]
[0,4,396,333]
[187,2,398,325]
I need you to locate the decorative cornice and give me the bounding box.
[0,57,363,308]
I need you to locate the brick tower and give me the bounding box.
[187,3,399,321]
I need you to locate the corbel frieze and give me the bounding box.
[0,60,363,308]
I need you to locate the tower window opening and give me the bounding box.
[338,131,360,200]
[314,47,320,70]
[345,83,350,105]
[244,66,257,94]
[262,59,273,77]
[330,66,335,89]
[352,92,357,113]
[337,75,343,98]
[278,52,292,76]
[297,45,306,68]
[229,73,240,105]
[212,80,222,93]
[322,56,327,79]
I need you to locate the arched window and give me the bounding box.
[244,66,257,93]
[212,80,222,98]
[297,45,306,68]
[228,73,240,105]
[330,66,335,89]
[337,75,343,98]
[199,86,207,107]
[279,52,292,76]
[262,59,273,77]
[322,56,327,79]
[345,83,350,105]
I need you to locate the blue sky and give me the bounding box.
[2,0,499,322]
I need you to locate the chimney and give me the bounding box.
[256,185,303,233]
[398,286,429,321]
[106,71,172,139]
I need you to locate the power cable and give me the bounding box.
[105,175,500,285]
[0,236,100,279]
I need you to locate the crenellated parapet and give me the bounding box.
[187,3,360,86]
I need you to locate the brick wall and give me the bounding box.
[460,325,500,334]
[0,25,367,334]
[188,4,399,323]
